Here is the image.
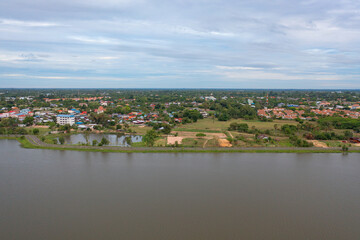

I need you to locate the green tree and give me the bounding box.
[344,130,353,139]
[59,136,65,144]
[125,136,132,146]
[100,137,110,146]
[32,128,39,135]
[143,130,158,147]
[217,112,230,121]
[23,116,34,126]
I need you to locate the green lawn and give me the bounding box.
[25,127,51,135]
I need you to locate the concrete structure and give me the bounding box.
[56,114,75,125]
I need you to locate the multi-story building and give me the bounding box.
[56,114,75,125]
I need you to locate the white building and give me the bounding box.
[0,112,9,118]
[205,96,216,101]
[56,114,75,125]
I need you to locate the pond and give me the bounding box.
[56,133,142,146]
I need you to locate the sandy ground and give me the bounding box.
[30,125,50,128]
[308,140,328,148]
[167,136,184,145]
[173,131,227,139]
[218,139,232,147]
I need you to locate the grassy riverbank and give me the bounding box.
[2,135,359,153]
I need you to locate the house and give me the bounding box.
[350,104,360,110]
[56,114,75,125]
[248,99,254,105]
[257,134,269,140]
[349,138,360,143]
[95,106,105,114]
[174,118,183,123]
[200,111,209,118]
[0,112,9,118]
[69,109,81,114]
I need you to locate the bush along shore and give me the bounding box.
[1,135,359,153]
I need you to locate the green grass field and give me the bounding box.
[174,118,298,132]
[181,138,206,147]
[130,126,152,134]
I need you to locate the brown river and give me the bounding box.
[1,139,360,239]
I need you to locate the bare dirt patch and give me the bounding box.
[218,139,232,147]
[167,136,184,145]
[308,140,328,148]
[173,131,226,139]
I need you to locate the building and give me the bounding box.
[95,106,105,114]
[56,114,75,125]
[247,99,254,105]
[205,96,216,101]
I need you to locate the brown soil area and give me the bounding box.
[167,136,184,145]
[218,139,232,147]
[308,140,328,148]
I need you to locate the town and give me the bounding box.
[1,89,360,150]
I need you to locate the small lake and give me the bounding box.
[57,133,142,146]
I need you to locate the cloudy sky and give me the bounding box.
[1,0,360,88]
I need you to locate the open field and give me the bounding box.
[131,125,152,134]
[181,138,207,148]
[172,131,227,139]
[174,118,298,132]
[25,126,51,135]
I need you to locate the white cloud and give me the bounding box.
[0,18,60,27]
[2,73,129,81]
[96,56,119,60]
[216,68,360,82]
[216,66,263,70]
[69,36,120,45]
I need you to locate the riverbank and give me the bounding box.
[1,135,360,153]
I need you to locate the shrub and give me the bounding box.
[143,130,158,147]
[32,128,39,135]
[228,123,249,132]
[100,137,110,146]
[58,136,65,145]
[196,133,206,137]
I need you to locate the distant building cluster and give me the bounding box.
[258,106,360,120]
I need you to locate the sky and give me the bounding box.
[1,0,360,88]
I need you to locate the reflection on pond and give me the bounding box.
[58,134,142,147]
